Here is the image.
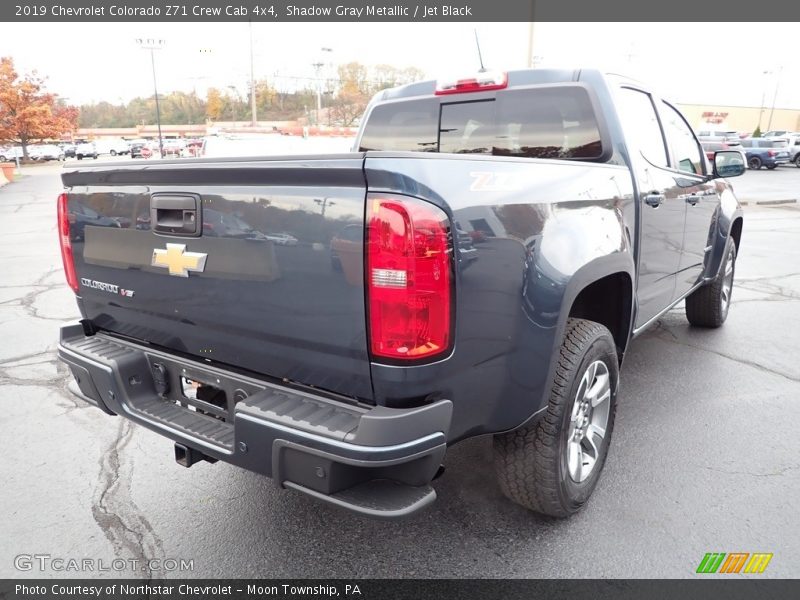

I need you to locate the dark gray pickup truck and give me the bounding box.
[56,68,745,518]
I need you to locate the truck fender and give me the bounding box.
[704,185,743,281]
[516,252,635,431]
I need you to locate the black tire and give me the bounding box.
[92,154,98,159]
[493,318,619,518]
[76,155,83,160]
[795,156,800,168]
[685,240,736,328]
[110,150,117,156]
[748,156,762,170]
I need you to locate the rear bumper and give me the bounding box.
[58,322,451,518]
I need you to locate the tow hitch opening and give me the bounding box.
[174,443,217,468]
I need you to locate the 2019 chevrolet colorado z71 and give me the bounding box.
[57,68,745,518]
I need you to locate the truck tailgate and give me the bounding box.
[61,155,373,401]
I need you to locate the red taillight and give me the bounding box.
[57,193,79,293]
[768,150,777,157]
[435,71,508,95]
[367,195,453,361]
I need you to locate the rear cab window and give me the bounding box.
[358,86,605,161]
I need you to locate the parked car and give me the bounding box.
[766,133,800,167]
[696,129,742,142]
[75,142,98,160]
[762,130,794,138]
[701,141,746,165]
[66,201,121,241]
[57,68,745,519]
[739,138,791,169]
[29,144,65,161]
[185,138,205,157]
[129,141,147,158]
[264,232,299,246]
[161,139,186,158]
[61,143,77,158]
[0,146,24,162]
[129,142,145,158]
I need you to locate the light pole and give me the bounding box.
[136,37,165,158]
[313,47,333,127]
[249,22,257,127]
[314,197,335,217]
[766,66,783,132]
[757,70,770,132]
[526,23,535,68]
[228,86,239,124]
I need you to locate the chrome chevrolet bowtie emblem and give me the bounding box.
[151,244,207,277]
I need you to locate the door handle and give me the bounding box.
[150,193,201,236]
[685,194,699,206]
[644,193,664,208]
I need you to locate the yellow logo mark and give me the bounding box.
[743,553,773,574]
[151,244,208,277]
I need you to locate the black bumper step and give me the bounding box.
[134,396,235,449]
[58,323,453,518]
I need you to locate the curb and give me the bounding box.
[756,199,798,206]
[739,199,797,206]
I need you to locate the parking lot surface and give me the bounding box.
[1,161,798,579]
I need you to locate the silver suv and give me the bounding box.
[765,133,800,167]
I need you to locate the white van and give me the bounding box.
[94,139,130,156]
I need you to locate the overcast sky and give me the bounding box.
[0,22,796,109]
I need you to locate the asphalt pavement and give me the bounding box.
[1,161,798,579]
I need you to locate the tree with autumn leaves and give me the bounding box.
[0,57,78,159]
[329,63,424,126]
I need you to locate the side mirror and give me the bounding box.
[713,150,745,178]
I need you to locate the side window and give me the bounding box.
[660,102,704,175]
[616,87,668,168]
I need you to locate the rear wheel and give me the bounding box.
[795,156,800,168]
[493,318,618,517]
[748,156,762,170]
[685,240,736,328]
[110,150,117,156]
